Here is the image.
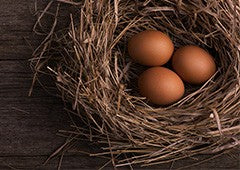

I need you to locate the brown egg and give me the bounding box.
[172,45,216,84]
[138,67,185,105]
[128,30,174,66]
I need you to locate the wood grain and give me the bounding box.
[0,0,239,169]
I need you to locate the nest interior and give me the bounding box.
[31,0,240,167]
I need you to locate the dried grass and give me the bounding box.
[31,0,240,168]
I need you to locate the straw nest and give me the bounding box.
[31,0,240,168]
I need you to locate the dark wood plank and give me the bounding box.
[0,155,115,170]
[0,0,41,60]
[0,152,239,170]
[0,109,66,155]
[0,83,68,156]
[0,0,72,60]
[0,61,57,94]
[0,60,30,73]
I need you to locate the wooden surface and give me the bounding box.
[0,1,239,169]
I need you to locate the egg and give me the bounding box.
[138,67,185,105]
[172,45,216,84]
[128,30,174,66]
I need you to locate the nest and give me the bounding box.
[31,0,240,168]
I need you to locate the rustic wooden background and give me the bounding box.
[0,0,239,169]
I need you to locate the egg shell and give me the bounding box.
[172,45,216,84]
[128,30,174,66]
[138,67,185,105]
